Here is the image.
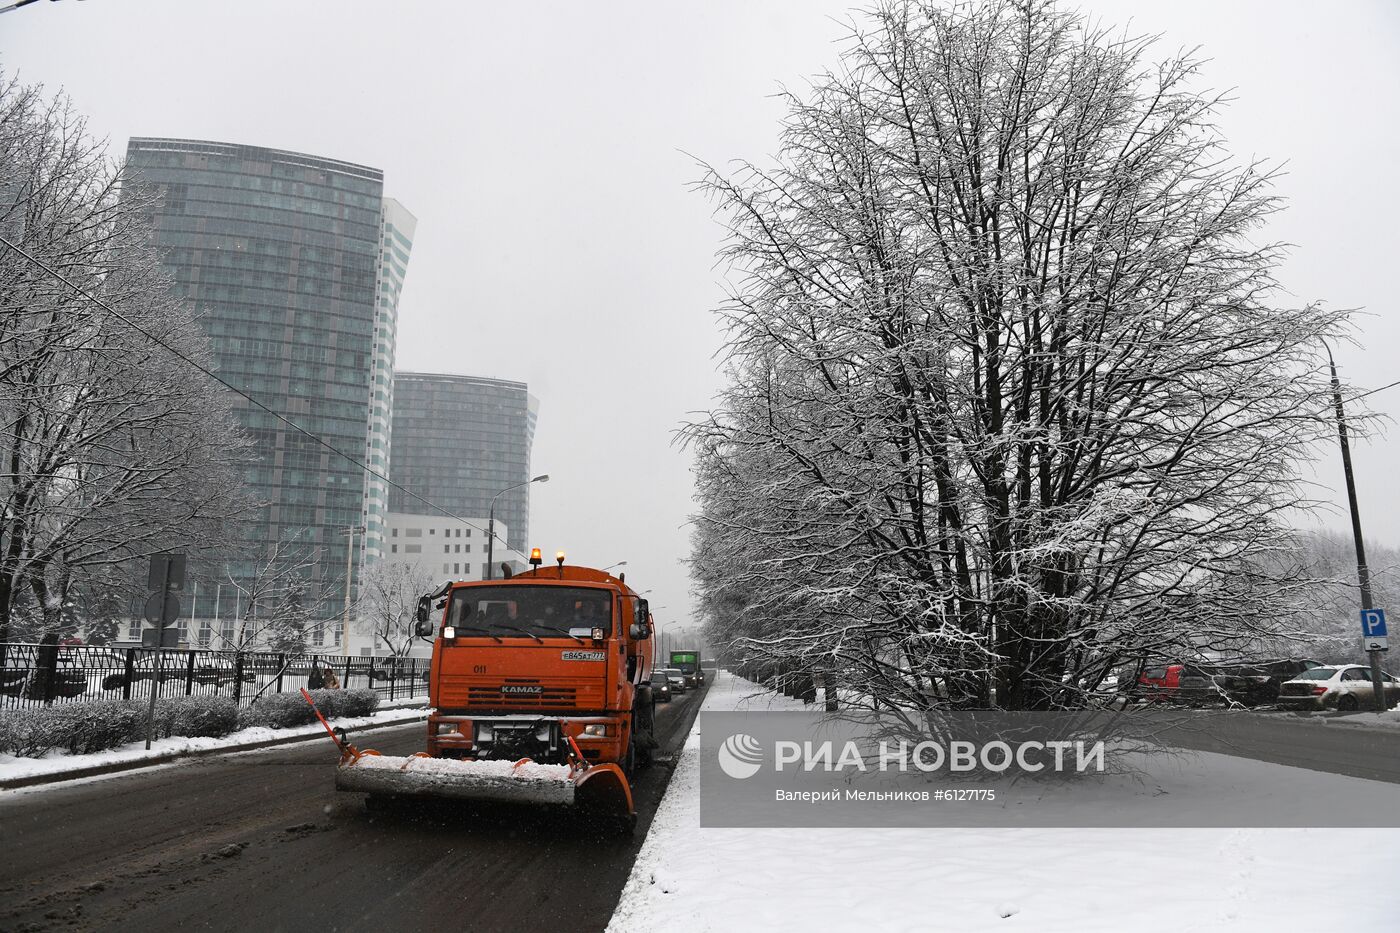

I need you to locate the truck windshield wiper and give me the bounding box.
[496,625,543,643]
[531,625,588,645]
[452,625,504,643]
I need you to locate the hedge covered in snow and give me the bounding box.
[237,688,378,730]
[0,688,378,759]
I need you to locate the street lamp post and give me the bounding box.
[339,525,365,657]
[487,474,549,580]
[1325,345,1388,710]
[601,561,628,574]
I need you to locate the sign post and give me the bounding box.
[144,553,185,749]
[1326,346,1389,712]
[1361,609,1390,710]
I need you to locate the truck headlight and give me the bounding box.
[436,721,457,735]
[474,724,493,743]
[582,724,608,737]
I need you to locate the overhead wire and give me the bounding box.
[0,233,498,541]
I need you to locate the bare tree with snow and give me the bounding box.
[213,535,331,653]
[685,0,1363,710]
[0,71,252,640]
[356,559,438,658]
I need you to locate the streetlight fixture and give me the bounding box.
[487,473,549,580]
[601,561,628,573]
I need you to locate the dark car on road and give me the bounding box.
[649,670,673,703]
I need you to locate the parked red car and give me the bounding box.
[1135,663,1184,700]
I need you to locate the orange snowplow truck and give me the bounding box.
[405,553,656,815]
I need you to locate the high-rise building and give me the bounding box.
[362,199,417,566]
[126,138,413,645]
[389,373,539,557]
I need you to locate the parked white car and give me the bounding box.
[1276,664,1400,711]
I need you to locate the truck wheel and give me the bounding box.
[622,734,637,779]
[632,687,656,768]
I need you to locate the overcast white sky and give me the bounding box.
[6,1,1400,633]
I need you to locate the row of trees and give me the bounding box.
[0,69,251,641]
[686,1,1368,710]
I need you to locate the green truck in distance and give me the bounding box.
[670,651,702,688]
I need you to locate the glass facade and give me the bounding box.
[389,374,539,554]
[126,138,412,631]
[362,199,417,564]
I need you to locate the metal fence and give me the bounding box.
[0,643,431,711]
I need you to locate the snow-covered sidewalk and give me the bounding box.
[609,673,1400,932]
[0,696,430,789]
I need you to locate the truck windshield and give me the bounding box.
[445,585,612,640]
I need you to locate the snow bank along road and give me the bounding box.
[0,686,708,933]
[609,674,1400,933]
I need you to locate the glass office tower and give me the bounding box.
[389,374,539,555]
[126,138,412,644]
[362,198,417,565]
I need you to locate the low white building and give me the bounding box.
[341,511,528,658]
[382,511,526,583]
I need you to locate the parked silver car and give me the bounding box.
[1276,665,1400,711]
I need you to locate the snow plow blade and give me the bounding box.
[335,755,634,817]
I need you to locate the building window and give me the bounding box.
[443,563,450,574]
[391,544,398,553]
[391,528,398,538]
[454,563,460,574]
[465,545,471,553]
[405,544,421,554]
[454,544,460,553]
[444,545,451,554]
[406,528,422,538]
[430,528,435,535]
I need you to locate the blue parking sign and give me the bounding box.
[1361,609,1388,638]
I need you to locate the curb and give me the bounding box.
[1,702,431,792]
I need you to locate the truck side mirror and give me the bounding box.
[637,599,649,626]
[414,619,433,638]
[415,595,432,624]
[629,623,649,640]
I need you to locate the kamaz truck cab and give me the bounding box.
[415,553,656,777]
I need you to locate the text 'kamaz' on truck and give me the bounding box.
[322,551,656,832]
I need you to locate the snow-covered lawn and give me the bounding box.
[610,674,1400,932]
[0,698,430,786]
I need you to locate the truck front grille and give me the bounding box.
[467,685,578,708]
